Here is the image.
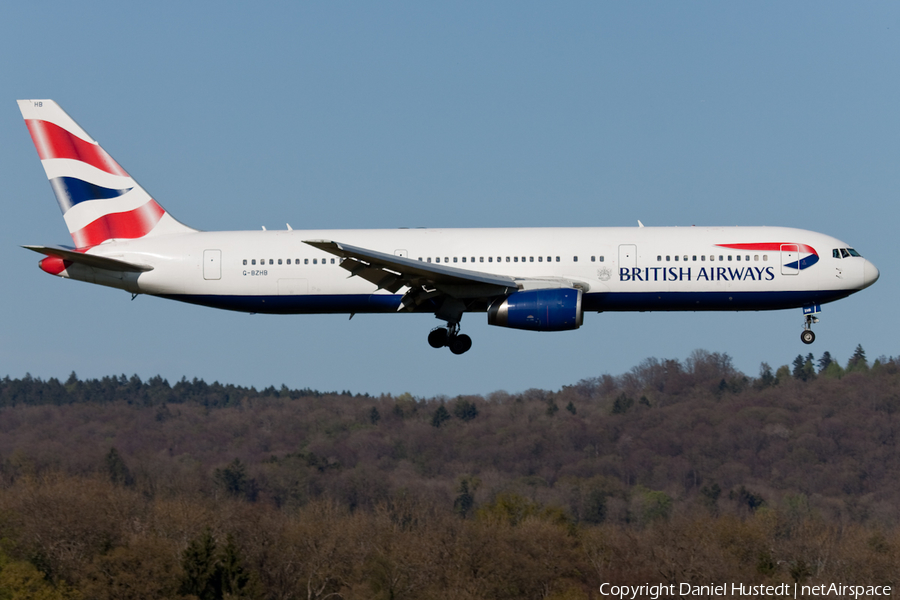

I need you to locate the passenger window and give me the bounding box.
[331,259,335,264]
[573,256,578,262]
[295,258,300,264]
[480,257,484,262]
[313,259,317,264]
[488,257,492,262]
[656,256,660,262]
[454,257,458,263]
[445,257,449,263]
[461,257,466,263]
[736,256,740,262]
[243,259,247,265]
[555,257,560,262]
[251,259,256,265]
[718,255,723,261]
[675,255,679,261]
[599,256,604,262]
[278,259,282,265]
[683,255,688,261]
[728,256,732,261]
[763,255,768,261]
[692,256,697,261]
[514,257,518,262]
[666,256,671,261]
[436,258,440,263]
[427,257,432,263]
[471,257,475,263]
[506,257,510,262]
[539,256,543,262]
[304,259,308,265]
[754,255,758,261]
[701,255,705,261]
[269,259,274,265]
[529,257,534,262]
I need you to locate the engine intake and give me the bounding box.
[487,288,583,331]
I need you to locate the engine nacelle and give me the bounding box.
[487,288,583,331]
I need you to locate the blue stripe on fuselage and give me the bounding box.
[157,289,856,316]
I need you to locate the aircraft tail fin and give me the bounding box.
[18,99,195,248]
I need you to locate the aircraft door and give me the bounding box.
[780,244,799,276]
[618,244,637,268]
[203,249,222,280]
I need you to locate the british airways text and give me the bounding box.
[619,267,776,282]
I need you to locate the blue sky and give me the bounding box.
[0,2,896,397]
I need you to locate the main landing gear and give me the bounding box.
[428,323,472,355]
[801,312,819,345]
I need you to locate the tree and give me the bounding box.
[180,528,220,600]
[847,344,868,372]
[214,459,256,500]
[792,355,815,381]
[368,406,381,425]
[105,447,134,487]
[452,398,478,422]
[565,401,577,415]
[817,351,834,373]
[431,405,450,428]
[756,363,775,388]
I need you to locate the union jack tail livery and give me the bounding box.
[18,100,194,249]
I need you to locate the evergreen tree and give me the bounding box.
[180,528,221,600]
[847,344,869,372]
[105,447,134,487]
[368,406,381,425]
[452,398,479,422]
[565,401,577,415]
[817,351,834,373]
[431,405,451,428]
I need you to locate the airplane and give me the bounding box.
[17,99,880,355]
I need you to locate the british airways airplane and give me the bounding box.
[18,99,879,355]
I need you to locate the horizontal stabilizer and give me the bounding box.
[22,245,154,272]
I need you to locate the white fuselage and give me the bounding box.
[53,225,879,317]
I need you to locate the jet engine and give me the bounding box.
[487,288,583,331]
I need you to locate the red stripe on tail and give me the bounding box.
[71,200,165,248]
[25,119,129,177]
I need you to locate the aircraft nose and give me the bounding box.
[862,259,880,289]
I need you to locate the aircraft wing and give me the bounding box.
[23,245,154,272]
[304,239,516,296]
[305,239,591,314]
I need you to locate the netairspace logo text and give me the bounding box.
[599,582,892,599]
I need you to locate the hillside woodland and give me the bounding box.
[0,347,897,599]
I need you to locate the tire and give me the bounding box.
[428,328,449,348]
[449,334,472,355]
[800,330,815,345]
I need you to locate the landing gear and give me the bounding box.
[428,327,448,348]
[427,322,473,354]
[801,312,819,345]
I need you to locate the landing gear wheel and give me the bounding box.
[448,334,472,355]
[428,328,449,348]
[800,330,815,345]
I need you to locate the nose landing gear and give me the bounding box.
[800,308,820,345]
[427,322,472,354]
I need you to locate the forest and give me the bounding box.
[0,346,897,599]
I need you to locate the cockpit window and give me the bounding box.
[833,249,841,259]
[840,248,850,259]
[847,248,861,257]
